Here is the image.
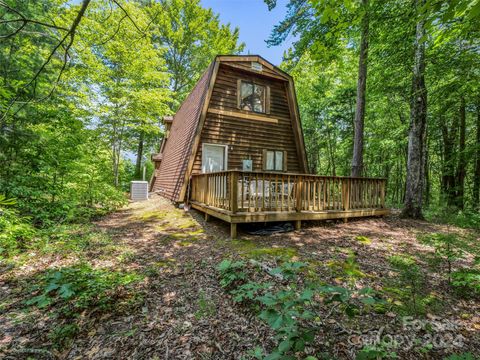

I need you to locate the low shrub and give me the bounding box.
[425,206,480,230]
[451,269,480,298]
[217,259,382,359]
[0,196,36,258]
[26,263,142,311]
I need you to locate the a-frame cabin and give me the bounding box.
[151,55,388,238]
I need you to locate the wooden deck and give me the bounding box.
[189,170,389,238]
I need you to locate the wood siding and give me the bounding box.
[192,63,301,174]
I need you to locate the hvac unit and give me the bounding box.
[130,181,149,201]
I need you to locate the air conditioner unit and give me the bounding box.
[131,181,149,201]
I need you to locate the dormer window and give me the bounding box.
[237,80,270,114]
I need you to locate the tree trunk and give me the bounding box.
[455,96,467,209]
[402,0,427,219]
[473,100,480,208]
[351,0,369,177]
[135,131,145,180]
[423,124,430,207]
[441,113,458,206]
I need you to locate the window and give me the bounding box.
[264,150,285,171]
[239,80,267,113]
[251,62,263,71]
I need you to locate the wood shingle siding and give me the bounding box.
[193,64,301,174]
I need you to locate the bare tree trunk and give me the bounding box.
[423,125,430,207]
[351,0,369,177]
[402,0,427,219]
[441,113,458,206]
[455,96,467,209]
[135,131,144,180]
[473,100,480,208]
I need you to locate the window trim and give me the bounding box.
[201,143,228,173]
[237,79,270,114]
[262,149,287,172]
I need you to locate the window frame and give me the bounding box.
[237,79,270,114]
[201,143,228,174]
[263,149,287,172]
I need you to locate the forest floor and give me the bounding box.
[1,194,479,359]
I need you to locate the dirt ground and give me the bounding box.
[1,194,479,359]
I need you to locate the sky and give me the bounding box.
[200,0,293,66]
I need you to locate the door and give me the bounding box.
[202,144,227,173]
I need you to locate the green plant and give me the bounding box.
[318,285,382,318]
[257,286,316,358]
[194,290,216,319]
[217,259,384,359]
[419,233,466,284]
[217,259,247,288]
[443,353,477,360]
[26,263,142,311]
[425,207,480,230]
[231,281,272,303]
[0,205,36,258]
[357,342,398,359]
[388,255,424,315]
[326,252,367,286]
[451,269,480,297]
[48,323,79,350]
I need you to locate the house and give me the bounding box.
[151,55,388,238]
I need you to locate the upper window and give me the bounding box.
[240,81,266,113]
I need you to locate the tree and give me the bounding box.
[78,2,171,186]
[351,0,369,177]
[402,0,428,219]
[474,100,480,207]
[146,0,244,107]
[267,0,373,178]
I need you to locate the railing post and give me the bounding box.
[296,175,303,212]
[204,174,209,205]
[230,171,238,213]
[342,179,350,211]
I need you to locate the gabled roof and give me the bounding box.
[153,55,308,202]
[152,62,215,201]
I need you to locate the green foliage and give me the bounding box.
[26,263,142,311]
[217,259,383,359]
[194,290,216,319]
[0,0,243,229]
[146,0,244,106]
[271,0,480,211]
[443,353,477,360]
[388,255,425,315]
[217,259,247,288]
[425,207,480,230]
[326,251,367,285]
[451,269,480,297]
[318,285,382,318]
[419,232,466,282]
[48,323,80,350]
[357,343,398,360]
[231,281,272,303]
[0,203,36,258]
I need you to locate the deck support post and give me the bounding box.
[294,220,301,230]
[230,223,237,239]
[343,218,348,223]
[205,213,210,222]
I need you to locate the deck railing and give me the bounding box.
[190,170,386,214]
